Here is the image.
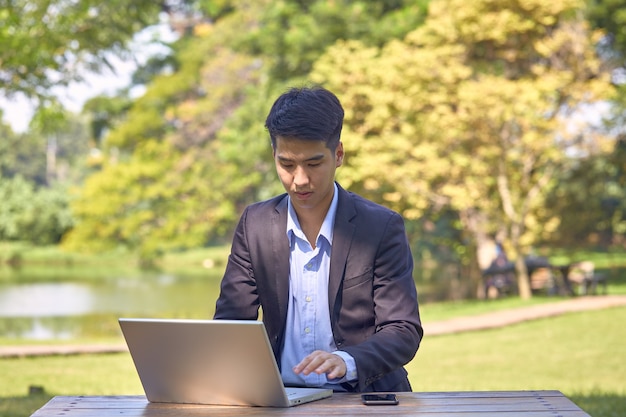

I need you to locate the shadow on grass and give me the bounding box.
[569,391,626,417]
[0,393,51,417]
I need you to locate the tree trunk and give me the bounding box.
[515,255,532,299]
[459,208,494,299]
[46,135,57,185]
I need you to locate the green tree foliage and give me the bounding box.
[1,105,90,186]
[66,0,425,260]
[0,0,165,101]
[548,133,626,249]
[311,0,615,298]
[64,140,195,257]
[29,102,92,184]
[195,0,236,20]
[62,0,620,299]
[0,106,91,246]
[82,94,134,148]
[0,0,172,247]
[586,0,626,148]
[237,0,428,79]
[586,0,626,56]
[64,7,269,259]
[542,1,626,255]
[608,135,626,243]
[0,175,73,244]
[0,120,47,185]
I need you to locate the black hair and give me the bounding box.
[265,86,344,150]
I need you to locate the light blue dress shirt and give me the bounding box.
[280,184,358,390]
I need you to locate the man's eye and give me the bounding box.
[309,163,321,167]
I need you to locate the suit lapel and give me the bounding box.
[328,186,356,320]
[271,196,290,332]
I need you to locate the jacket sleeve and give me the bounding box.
[213,207,260,321]
[338,211,423,391]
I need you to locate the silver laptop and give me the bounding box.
[118,318,333,407]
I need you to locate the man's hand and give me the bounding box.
[293,350,347,380]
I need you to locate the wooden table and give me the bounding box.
[31,390,590,416]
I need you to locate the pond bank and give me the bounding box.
[3,295,625,358]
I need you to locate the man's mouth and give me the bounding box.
[294,191,312,199]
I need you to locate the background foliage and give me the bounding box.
[1,0,625,298]
[0,0,165,101]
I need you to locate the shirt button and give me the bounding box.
[305,296,312,302]
[304,327,311,334]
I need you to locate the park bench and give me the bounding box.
[564,261,608,295]
[482,257,607,297]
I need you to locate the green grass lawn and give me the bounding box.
[408,306,626,417]
[410,307,626,391]
[2,306,625,417]
[0,243,230,280]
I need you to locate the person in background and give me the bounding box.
[214,85,423,392]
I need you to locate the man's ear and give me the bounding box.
[336,141,344,166]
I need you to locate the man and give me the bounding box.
[214,86,422,392]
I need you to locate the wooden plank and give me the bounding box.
[30,407,593,417]
[33,392,586,411]
[30,392,591,417]
[37,390,568,406]
[35,391,578,406]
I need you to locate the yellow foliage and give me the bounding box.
[312,0,614,263]
[193,22,213,38]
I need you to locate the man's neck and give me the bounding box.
[294,206,328,249]
[293,185,336,249]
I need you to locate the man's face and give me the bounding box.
[273,136,344,216]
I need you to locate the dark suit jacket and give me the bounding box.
[214,184,423,392]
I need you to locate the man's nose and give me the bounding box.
[293,166,309,187]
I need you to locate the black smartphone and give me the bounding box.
[361,393,399,405]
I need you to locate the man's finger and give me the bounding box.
[293,351,346,379]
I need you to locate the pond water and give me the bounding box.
[0,271,223,340]
[0,264,456,341]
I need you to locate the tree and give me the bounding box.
[0,119,47,185]
[0,175,73,244]
[237,0,429,80]
[586,0,626,58]
[63,7,269,259]
[312,0,615,298]
[65,0,432,260]
[586,0,626,156]
[549,132,626,250]
[0,0,165,101]
[82,94,134,149]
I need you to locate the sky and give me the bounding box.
[0,59,137,133]
[0,22,177,133]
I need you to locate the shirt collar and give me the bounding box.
[287,183,338,248]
